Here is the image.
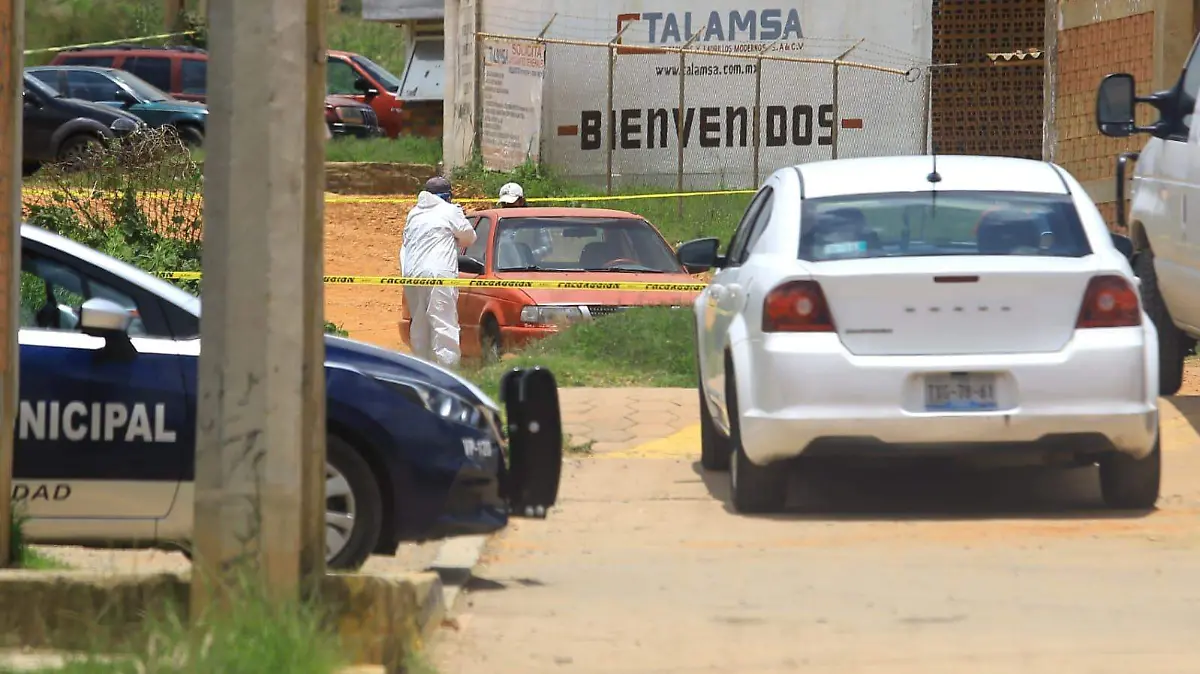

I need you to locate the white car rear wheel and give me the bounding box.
[1099,435,1161,510]
[697,347,730,471]
[726,361,787,513]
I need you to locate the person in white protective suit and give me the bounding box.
[401,176,477,367]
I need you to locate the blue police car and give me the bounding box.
[15,223,562,569]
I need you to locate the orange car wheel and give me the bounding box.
[481,316,502,364]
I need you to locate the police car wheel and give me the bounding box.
[326,436,384,570]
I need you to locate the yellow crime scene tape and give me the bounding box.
[23,31,198,55]
[23,187,755,205]
[323,189,757,205]
[154,271,709,292]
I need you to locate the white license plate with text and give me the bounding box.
[924,373,997,411]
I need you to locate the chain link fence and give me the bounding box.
[476,31,929,193]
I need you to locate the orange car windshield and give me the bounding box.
[492,217,684,273]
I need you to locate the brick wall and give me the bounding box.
[401,101,444,138]
[1055,12,1155,229]
[931,0,1046,158]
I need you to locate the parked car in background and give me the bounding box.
[17,222,563,570]
[399,208,703,361]
[21,73,145,174]
[25,65,207,147]
[325,49,409,138]
[49,45,384,140]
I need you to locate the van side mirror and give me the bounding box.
[676,237,725,271]
[1097,73,1137,137]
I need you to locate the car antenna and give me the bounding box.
[926,146,941,221]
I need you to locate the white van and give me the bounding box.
[1097,37,1200,395]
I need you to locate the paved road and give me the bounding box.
[434,385,1200,673]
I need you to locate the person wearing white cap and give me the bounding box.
[496,181,554,262]
[497,182,526,208]
[400,175,476,367]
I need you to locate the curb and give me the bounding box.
[427,534,489,614]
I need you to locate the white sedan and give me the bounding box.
[679,155,1160,514]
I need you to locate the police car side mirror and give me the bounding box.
[79,298,133,337]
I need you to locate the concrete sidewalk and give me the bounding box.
[559,388,697,455]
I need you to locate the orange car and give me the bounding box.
[399,207,705,360]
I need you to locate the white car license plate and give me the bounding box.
[924,373,997,411]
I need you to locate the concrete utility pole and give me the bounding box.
[192,0,325,609]
[300,0,329,592]
[0,0,23,569]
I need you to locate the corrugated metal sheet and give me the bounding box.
[987,49,1044,61]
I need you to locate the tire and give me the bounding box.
[480,316,502,364]
[56,134,101,169]
[697,349,730,471]
[326,435,385,570]
[726,358,788,513]
[1134,250,1190,395]
[1099,435,1161,510]
[177,124,204,148]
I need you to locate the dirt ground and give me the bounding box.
[323,201,410,351]
[433,366,1200,674]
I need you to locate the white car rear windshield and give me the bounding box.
[798,191,1092,261]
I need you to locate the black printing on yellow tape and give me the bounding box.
[154,271,707,291]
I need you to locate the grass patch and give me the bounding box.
[565,437,595,456]
[24,0,168,66]
[11,574,351,674]
[327,11,408,77]
[325,136,442,165]
[465,307,696,400]
[21,548,69,570]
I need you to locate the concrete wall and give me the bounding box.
[1047,0,1195,227]
[447,0,935,185]
[443,0,478,170]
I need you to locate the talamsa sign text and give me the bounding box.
[616,8,804,51]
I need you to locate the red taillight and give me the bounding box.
[763,280,835,332]
[1076,275,1141,328]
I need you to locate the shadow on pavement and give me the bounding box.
[461,576,546,593]
[692,459,1155,521]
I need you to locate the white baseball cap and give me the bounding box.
[498,182,524,204]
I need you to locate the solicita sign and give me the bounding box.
[494,0,931,188]
[481,38,547,172]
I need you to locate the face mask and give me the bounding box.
[434,191,453,203]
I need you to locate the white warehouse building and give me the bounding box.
[365,0,1048,191]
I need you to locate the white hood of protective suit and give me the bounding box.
[400,191,474,278]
